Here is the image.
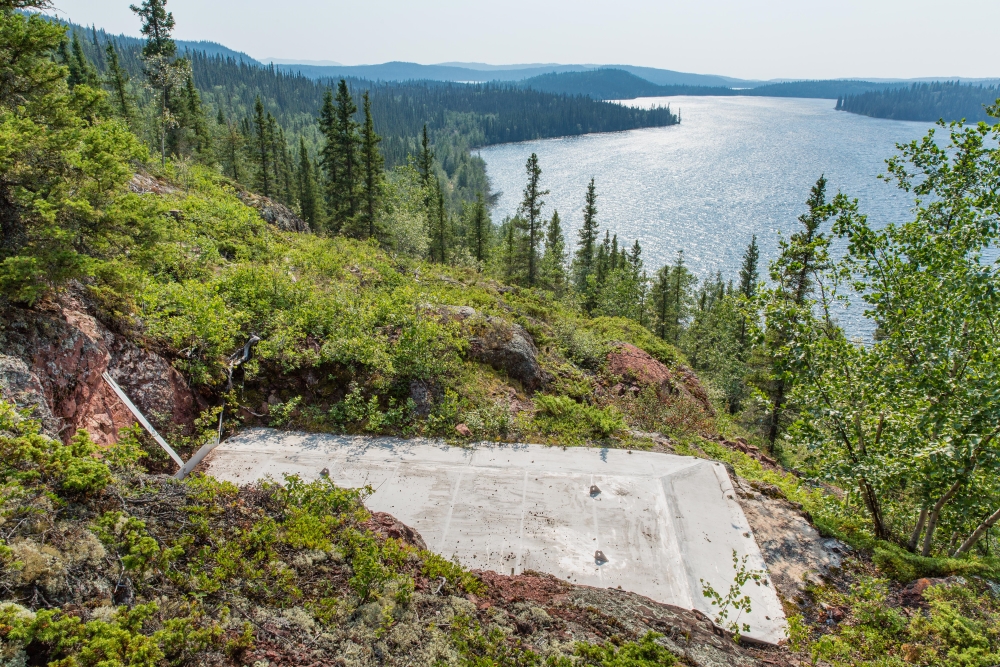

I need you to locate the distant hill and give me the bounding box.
[741,80,905,99]
[612,65,747,88]
[34,13,260,63]
[520,69,671,99]
[271,61,757,88]
[837,81,1000,123]
[518,70,902,101]
[174,39,259,63]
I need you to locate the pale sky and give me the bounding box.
[48,0,1000,81]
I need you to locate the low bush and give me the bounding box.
[534,394,625,442]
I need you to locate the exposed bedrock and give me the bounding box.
[605,342,714,414]
[0,287,200,444]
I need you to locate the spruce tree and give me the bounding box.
[251,96,271,197]
[130,0,182,166]
[573,178,599,291]
[650,252,695,343]
[131,0,176,58]
[469,192,490,262]
[297,137,319,226]
[103,42,134,122]
[517,153,548,286]
[595,231,611,288]
[418,124,434,190]
[360,91,385,240]
[756,175,833,448]
[738,234,760,299]
[183,75,209,154]
[332,80,360,228]
[318,88,338,231]
[542,210,568,294]
[429,179,449,263]
[90,25,104,69]
[67,33,97,89]
[217,112,244,183]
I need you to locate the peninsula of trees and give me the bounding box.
[837,81,1000,123]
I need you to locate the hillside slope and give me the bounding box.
[0,167,793,666]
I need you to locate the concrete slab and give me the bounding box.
[202,428,787,643]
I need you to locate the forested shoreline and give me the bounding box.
[837,81,1000,123]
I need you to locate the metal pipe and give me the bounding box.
[101,372,184,468]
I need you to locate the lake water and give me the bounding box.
[479,96,939,333]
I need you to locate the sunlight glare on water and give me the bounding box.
[479,96,940,334]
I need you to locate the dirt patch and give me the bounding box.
[475,569,572,606]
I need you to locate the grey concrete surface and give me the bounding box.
[202,428,787,643]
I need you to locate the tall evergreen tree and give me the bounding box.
[67,33,97,89]
[651,251,696,343]
[737,234,760,351]
[131,0,183,166]
[89,24,104,69]
[318,88,338,231]
[754,175,834,448]
[130,0,176,58]
[542,210,568,294]
[251,96,271,197]
[429,179,449,263]
[360,91,385,240]
[517,153,548,286]
[418,124,434,191]
[297,137,319,226]
[103,42,134,123]
[326,79,361,231]
[738,234,760,299]
[469,192,490,263]
[182,74,210,154]
[215,112,244,183]
[573,178,600,293]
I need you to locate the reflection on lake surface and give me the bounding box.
[479,96,938,334]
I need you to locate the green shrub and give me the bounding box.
[534,395,625,441]
[872,543,998,583]
[420,551,486,596]
[0,406,111,497]
[797,576,1000,667]
[0,601,223,667]
[584,317,682,366]
[574,632,677,667]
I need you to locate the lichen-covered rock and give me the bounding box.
[237,190,310,233]
[0,354,59,436]
[468,317,551,393]
[606,343,714,415]
[409,379,433,418]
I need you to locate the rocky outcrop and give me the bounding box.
[237,191,310,233]
[363,512,428,551]
[0,355,59,437]
[734,477,845,603]
[606,343,714,414]
[0,288,200,445]
[473,570,792,666]
[468,316,551,393]
[129,172,179,196]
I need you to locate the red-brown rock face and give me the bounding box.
[605,343,714,415]
[0,289,199,445]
